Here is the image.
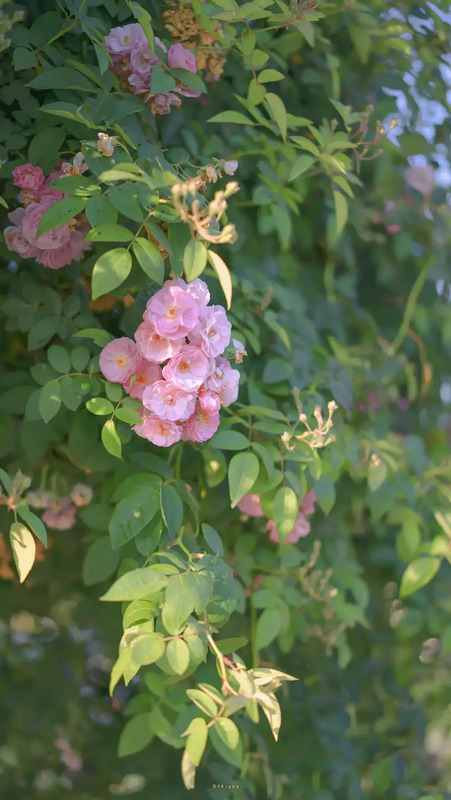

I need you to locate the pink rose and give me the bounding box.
[163,345,210,391]
[237,494,264,517]
[12,163,45,192]
[42,497,77,531]
[205,356,240,406]
[134,414,182,447]
[142,379,195,421]
[300,489,317,516]
[267,512,311,544]
[145,284,199,339]
[189,304,231,357]
[404,164,435,197]
[99,338,141,383]
[185,406,220,442]
[22,198,70,250]
[186,277,210,306]
[4,226,40,259]
[168,43,197,73]
[35,230,91,270]
[104,23,146,57]
[129,39,163,78]
[123,358,162,400]
[198,389,221,413]
[223,160,238,176]
[134,322,184,363]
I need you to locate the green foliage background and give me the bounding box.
[0,1,450,798]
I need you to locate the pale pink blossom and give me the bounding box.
[35,230,91,269]
[145,284,199,339]
[104,23,146,57]
[231,338,247,364]
[12,163,45,192]
[4,224,40,259]
[186,277,210,306]
[143,380,195,421]
[25,490,52,509]
[185,406,220,442]
[99,337,141,383]
[163,345,210,391]
[70,483,93,507]
[123,358,162,400]
[404,164,435,197]
[223,160,238,176]
[198,389,221,413]
[134,414,182,447]
[300,489,317,516]
[168,43,197,73]
[134,322,184,363]
[189,305,231,357]
[42,497,77,531]
[22,198,70,250]
[237,494,264,517]
[267,512,311,544]
[205,356,240,406]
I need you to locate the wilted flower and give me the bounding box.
[70,484,93,507]
[96,132,117,157]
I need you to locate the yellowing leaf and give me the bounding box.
[207,250,232,309]
[9,522,36,583]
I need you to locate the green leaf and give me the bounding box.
[17,506,47,546]
[166,638,190,675]
[13,47,38,71]
[207,250,232,309]
[202,523,224,556]
[85,195,118,226]
[228,452,259,507]
[255,691,281,741]
[82,537,120,586]
[368,460,388,492]
[73,328,114,347]
[85,224,134,242]
[47,345,71,374]
[273,487,298,542]
[109,185,143,222]
[101,566,168,601]
[256,607,281,649]
[162,574,195,634]
[38,380,61,423]
[151,64,176,94]
[208,111,253,125]
[123,600,155,629]
[214,637,248,655]
[181,749,196,790]
[399,557,440,598]
[129,2,155,52]
[27,66,92,92]
[209,723,242,768]
[333,190,348,236]
[258,68,284,83]
[184,239,207,282]
[209,430,250,450]
[131,633,165,666]
[36,196,88,237]
[183,718,208,767]
[314,476,336,514]
[109,491,159,548]
[101,419,122,458]
[160,483,183,537]
[9,522,36,583]
[186,689,219,718]
[265,93,287,139]
[289,155,316,182]
[186,571,213,614]
[115,406,143,425]
[28,317,58,350]
[213,717,239,749]
[132,237,164,284]
[92,248,132,299]
[86,397,115,415]
[70,345,90,371]
[118,713,153,757]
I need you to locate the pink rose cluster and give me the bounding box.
[5,161,91,269]
[26,483,93,531]
[99,277,241,447]
[104,24,201,116]
[237,489,317,544]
